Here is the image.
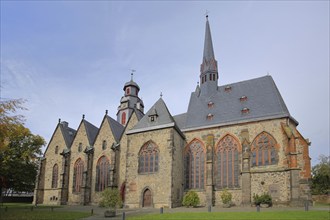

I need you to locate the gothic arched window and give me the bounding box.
[215,135,239,188]
[51,164,58,188]
[184,139,205,189]
[73,158,84,193]
[95,156,110,192]
[138,141,159,174]
[251,132,278,167]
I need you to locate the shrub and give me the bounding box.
[182,190,200,207]
[99,187,122,209]
[253,193,272,206]
[221,189,232,204]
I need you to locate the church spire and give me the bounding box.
[200,15,218,96]
[203,15,215,62]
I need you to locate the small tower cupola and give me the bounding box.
[116,71,144,126]
[200,15,219,96]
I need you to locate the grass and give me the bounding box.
[127,211,330,220]
[0,203,91,220]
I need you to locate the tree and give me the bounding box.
[0,99,45,196]
[311,155,330,195]
[0,99,26,151]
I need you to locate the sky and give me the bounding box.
[1,1,329,166]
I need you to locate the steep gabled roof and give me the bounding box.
[127,98,182,136]
[183,75,296,130]
[60,122,76,148]
[82,119,99,146]
[43,121,76,156]
[106,115,125,143]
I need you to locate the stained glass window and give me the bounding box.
[184,140,205,189]
[95,156,110,192]
[73,159,84,193]
[51,164,58,188]
[138,141,159,174]
[251,132,278,167]
[215,135,239,188]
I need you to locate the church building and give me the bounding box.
[33,16,312,208]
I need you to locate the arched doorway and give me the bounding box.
[142,189,152,207]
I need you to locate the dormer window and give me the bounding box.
[208,101,214,108]
[241,107,250,114]
[148,108,158,122]
[240,96,248,102]
[225,85,232,92]
[207,113,214,120]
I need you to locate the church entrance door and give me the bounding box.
[142,189,152,207]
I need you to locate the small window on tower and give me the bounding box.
[121,112,126,125]
[151,116,155,122]
[126,88,130,95]
[55,146,59,154]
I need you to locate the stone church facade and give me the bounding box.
[33,17,312,208]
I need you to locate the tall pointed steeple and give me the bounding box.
[200,15,218,96]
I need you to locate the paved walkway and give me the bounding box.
[56,205,329,220]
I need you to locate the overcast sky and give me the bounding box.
[1,1,329,165]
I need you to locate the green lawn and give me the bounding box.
[127,211,330,220]
[0,204,91,220]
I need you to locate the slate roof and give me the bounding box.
[173,113,187,130]
[134,109,145,121]
[83,119,99,146]
[59,122,76,148]
[106,115,124,142]
[127,98,179,134]
[182,75,296,130]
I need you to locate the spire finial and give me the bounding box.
[160,92,163,98]
[82,114,85,119]
[105,110,108,115]
[130,69,136,81]
[59,118,61,123]
[197,81,199,86]
[205,10,210,19]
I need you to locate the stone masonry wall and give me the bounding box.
[67,122,90,205]
[42,125,66,205]
[90,117,117,205]
[183,118,293,205]
[251,171,291,205]
[125,128,174,208]
[170,130,185,207]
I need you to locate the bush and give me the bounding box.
[253,193,272,206]
[182,190,200,207]
[221,189,232,204]
[99,188,122,209]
